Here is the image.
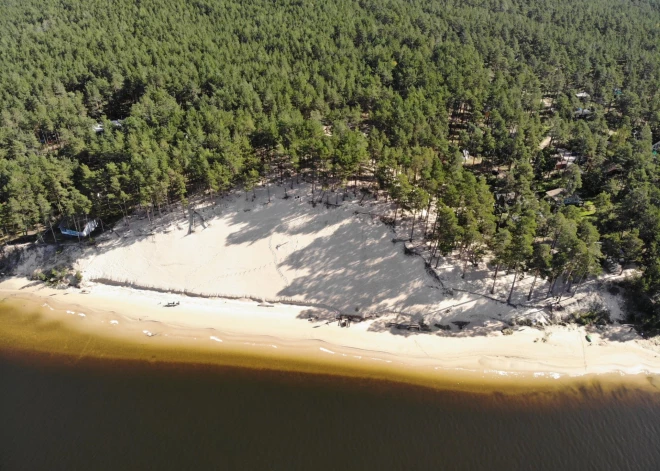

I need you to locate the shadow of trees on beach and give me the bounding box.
[274,210,444,315]
[216,186,501,335]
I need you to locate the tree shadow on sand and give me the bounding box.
[274,211,445,315]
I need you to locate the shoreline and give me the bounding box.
[2,277,660,394]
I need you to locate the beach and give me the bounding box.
[2,277,660,393]
[2,185,660,391]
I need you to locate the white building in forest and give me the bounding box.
[58,218,98,238]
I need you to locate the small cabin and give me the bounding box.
[604,164,623,176]
[563,195,584,207]
[545,188,566,204]
[93,120,123,133]
[494,192,516,207]
[555,149,577,169]
[575,107,592,118]
[59,218,98,238]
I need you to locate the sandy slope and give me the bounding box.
[57,183,627,329]
[78,188,444,316]
[3,183,659,385]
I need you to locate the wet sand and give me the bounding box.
[2,278,660,394]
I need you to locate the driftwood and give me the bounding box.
[336,314,363,322]
[451,321,470,330]
[386,322,421,331]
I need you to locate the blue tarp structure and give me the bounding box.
[58,218,98,237]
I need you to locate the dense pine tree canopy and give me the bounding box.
[2,0,660,326]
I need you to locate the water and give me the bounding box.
[1,302,660,470]
[2,353,660,470]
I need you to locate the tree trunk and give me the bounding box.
[490,264,500,294]
[409,210,416,241]
[431,212,439,236]
[527,271,539,300]
[572,272,588,297]
[556,288,565,304]
[571,271,587,297]
[563,268,574,292]
[547,276,558,298]
[432,238,440,260]
[47,219,58,245]
[507,269,518,304]
[123,201,130,225]
[393,205,398,229]
[551,232,560,250]
[73,218,81,242]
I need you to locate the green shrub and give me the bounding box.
[574,302,611,326]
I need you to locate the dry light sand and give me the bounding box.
[3,184,660,390]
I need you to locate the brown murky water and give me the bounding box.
[1,302,660,470]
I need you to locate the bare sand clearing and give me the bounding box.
[66,184,628,324]
[78,188,445,316]
[3,184,660,387]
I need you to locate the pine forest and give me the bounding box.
[1,0,660,327]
